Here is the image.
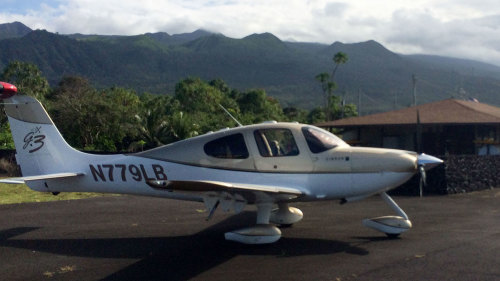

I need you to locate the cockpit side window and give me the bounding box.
[204,133,249,159]
[254,129,299,157]
[302,126,345,153]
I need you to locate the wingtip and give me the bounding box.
[0,81,18,99]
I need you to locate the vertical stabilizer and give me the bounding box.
[4,95,85,178]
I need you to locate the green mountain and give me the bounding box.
[0,21,31,40]
[1,22,500,113]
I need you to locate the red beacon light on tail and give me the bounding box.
[0,81,18,99]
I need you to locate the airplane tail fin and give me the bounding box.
[2,92,86,185]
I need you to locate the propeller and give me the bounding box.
[418,165,426,197]
[417,153,443,197]
[416,109,424,197]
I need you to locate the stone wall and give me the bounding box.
[442,155,500,193]
[0,149,18,176]
[393,155,500,195]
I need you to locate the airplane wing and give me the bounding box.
[146,179,304,206]
[0,172,85,184]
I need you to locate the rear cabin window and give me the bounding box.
[254,129,299,157]
[302,126,344,153]
[204,133,249,159]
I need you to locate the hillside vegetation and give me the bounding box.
[1,22,500,113]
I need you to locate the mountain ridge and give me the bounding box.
[0,21,32,40]
[1,22,500,113]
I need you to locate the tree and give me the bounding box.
[326,95,357,120]
[315,52,352,121]
[170,111,199,141]
[315,72,336,121]
[0,122,14,149]
[1,61,50,103]
[307,107,326,124]
[236,89,285,124]
[134,93,180,149]
[48,76,141,151]
[100,87,141,151]
[332,52,348,80]
[49,76,102,149]
[0,62,51,149]
[174,77,224,113]
[174,77,239,132]
[283,106,308,123]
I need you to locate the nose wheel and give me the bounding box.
[362,192,412,236]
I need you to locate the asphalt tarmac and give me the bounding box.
[0,189,499,281]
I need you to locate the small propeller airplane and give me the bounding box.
[0,81,442,244]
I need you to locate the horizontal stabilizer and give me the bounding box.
[147,180,303,202]
[0,172,85,184]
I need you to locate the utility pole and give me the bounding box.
[412,74,417,106]
[341,90,347,119]
[357,88,362,116]
[393,90,398,109]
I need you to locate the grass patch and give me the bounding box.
[0,182,111,205]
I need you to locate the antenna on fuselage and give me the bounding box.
[219,104,243,127]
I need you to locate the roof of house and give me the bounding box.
[317,99,500,128]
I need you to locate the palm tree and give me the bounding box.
[315,72,330,111]
[325,52,348,121]
[331,52,348,80]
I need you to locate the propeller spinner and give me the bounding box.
[417,153,443,197]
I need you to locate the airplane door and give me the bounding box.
[249,127,314,172]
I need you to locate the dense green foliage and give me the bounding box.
[1,62,345,151]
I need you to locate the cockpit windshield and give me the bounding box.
[302,126,348,153]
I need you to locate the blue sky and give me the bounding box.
[1,0,60,14]
[1,0,500,66]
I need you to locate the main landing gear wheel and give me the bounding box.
[386,233,401,239]
[269,203,303,226]
[224,203,304,244]
[225,202,279,244]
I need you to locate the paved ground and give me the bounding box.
[0,189,499,281]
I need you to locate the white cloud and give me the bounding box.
[383,9,500,65]
[1,0,500,65]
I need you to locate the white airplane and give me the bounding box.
[0,81,442,244]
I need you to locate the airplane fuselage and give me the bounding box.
[19,118,416,204]
[2,90,442,243]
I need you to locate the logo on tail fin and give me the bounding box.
[23,126,46,153]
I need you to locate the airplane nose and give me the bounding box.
[387,152,418,172]
[350,148,417,173]
[417,153,443,170]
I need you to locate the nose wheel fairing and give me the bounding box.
[362,192,412,236]
[363,216,412,236]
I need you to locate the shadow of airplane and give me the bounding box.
[0,212,369,281]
